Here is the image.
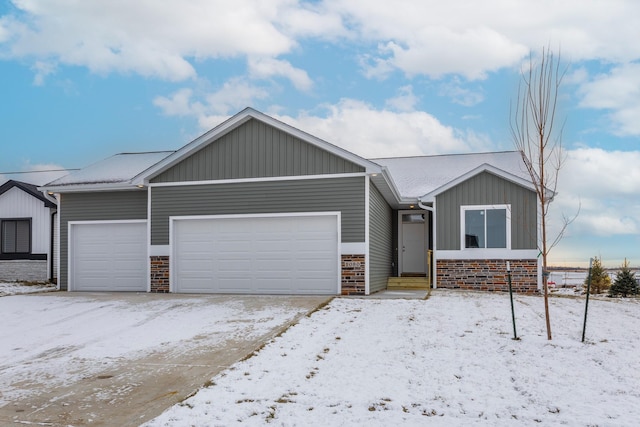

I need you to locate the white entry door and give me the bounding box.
[401,213,426,274]
[173,214,339,294]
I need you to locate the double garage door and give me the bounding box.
[173,214,339,294]
[70,215,339,294]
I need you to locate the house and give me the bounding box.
[0,180,58,282]
[43,108,541,295]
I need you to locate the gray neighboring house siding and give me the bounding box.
[59,191,147,290]
[152,118,364,183]
[369,183,393,293]
[436,171,537,250]
[150,176,365,245]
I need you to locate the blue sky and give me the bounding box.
[1,0,638,267]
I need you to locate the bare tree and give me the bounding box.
[510,46,574,341]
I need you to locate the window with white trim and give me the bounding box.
[461,205,510,249]
[1,219,31,254]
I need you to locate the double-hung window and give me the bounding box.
[1,219,31,254]
[461,205,510,250]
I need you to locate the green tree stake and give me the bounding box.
[507,261,518,340]
[582,258,593,343]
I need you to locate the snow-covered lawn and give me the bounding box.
[0,281,57,296]
[146,291,640,427]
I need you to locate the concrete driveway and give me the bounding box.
[0,292,330,426]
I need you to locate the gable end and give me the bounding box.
[436,171,537,250]
[152,119,365,183]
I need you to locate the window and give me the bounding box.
[462,206,509,249]
[1,219,31,254]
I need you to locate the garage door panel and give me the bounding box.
[174,215,338,294]
[71,222,147,292]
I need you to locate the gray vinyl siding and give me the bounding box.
[152,119,364,183]
[151,176,365,245]
[59,190,147,290]
[436,172,537,250]
[369,183,393,293]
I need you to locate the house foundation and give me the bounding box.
[341,254,365,295]
[150,256,170,293]
[149,255,368,295]
[437,259,538,293]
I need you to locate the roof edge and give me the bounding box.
[419,163,535,202]
[133,107,383,185]
[1,179,56,207]
[42,182,144,193]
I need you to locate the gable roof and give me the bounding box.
[38,110,537,207]
[44,151,174,192]
[372,151,534,201]
[0,180,57,208]
[134,107,383,185]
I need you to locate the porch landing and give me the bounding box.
[387,276,430,290]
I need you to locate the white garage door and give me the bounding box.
[70,221,147,291]
[173,214,339,294]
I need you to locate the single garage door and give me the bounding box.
[70,221,147,291]
[173,214,339,294]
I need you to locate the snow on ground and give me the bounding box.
[0,294,313,407]
[146,291,640,427]
[0,281,57,296]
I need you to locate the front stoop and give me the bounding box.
[387,277,430,290]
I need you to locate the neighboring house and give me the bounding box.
[0,180,58,282]
[43,108,541,295]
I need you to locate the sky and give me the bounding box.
[0,0,638,267]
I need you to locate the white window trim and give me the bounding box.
[460,204,511,251]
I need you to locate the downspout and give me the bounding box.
[50,210,56,283]
[417,200,436,289]
[417,201,433,213]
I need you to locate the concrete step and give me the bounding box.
[387,277,430,290]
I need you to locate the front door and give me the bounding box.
[401,213,426,275]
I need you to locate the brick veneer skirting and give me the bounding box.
[151,255,366,295]
[150,256,170,293]
[341,254,365,295]
[437,259,538,293]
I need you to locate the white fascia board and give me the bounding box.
[42,182,144,193]
[419,163,535,202]
[133,108,383,185]
[369,167,404,207]
[380,167,403,202]
[147,172,368,188]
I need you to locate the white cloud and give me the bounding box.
[379,27,526,80]
[278,3,346,39]
[1,0,300,81]
[154,78,269,128]
[330,0,640,80]
[247,57,313,91]
[153,88,202,117]
[31,60,56,86]
[385,85,418,112]
[549,148,640,240]
[204,78,269,115]
[3,0,640,87]
[579,63,640,136]
[274,99,489,158]
[0,16,10,43]
[438,78,484,107]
